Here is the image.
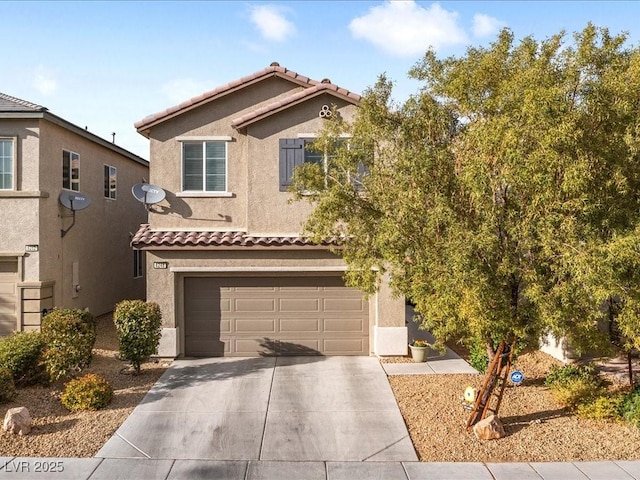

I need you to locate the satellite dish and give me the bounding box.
[59,192,91,211]
[132,183,166,205]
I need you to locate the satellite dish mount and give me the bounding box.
[59,192,91,237]
[131,183,166,212]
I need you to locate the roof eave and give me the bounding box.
[232,89,361,130]
[134,69,317,133]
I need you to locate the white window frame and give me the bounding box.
[0,137,17,191]
[62,150,80,191]
[178,136,232,197]
[104,165,117,199]
[133,250,144,278]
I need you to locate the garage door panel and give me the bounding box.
[235,298,275,312]
[235,319,277,333]
[280,318,321,333]
[0,260,18,335]
[235,338,270,355]
[279,298,320,312]
[323,318,366,333]
[184,276,369,356]
[324,298,365,312]
[323,339,367,355]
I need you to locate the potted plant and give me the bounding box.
[409,339,431,363]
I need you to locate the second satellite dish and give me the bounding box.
[59,192,91,211]
[132,183,166,205]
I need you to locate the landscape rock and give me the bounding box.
[473,414,505,440]
[3,407,32,435]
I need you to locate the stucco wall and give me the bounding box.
[36,120,149,316]
[0,116,148,330]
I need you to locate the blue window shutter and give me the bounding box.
[279,138,304,192]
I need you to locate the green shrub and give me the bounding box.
[577,394,624,421]
[114,300,162,374]
[550,376,603,409]
[544,363,598,387]
[0,367,16,402]
[469,341,489,374]
[61,373,113,412]
[0,331,46,384]
[41,308,96,382]
[620,387,640,427]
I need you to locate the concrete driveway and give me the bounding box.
[96,356,418,462]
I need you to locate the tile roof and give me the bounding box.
[131,224,337,249]
[135,64,360,133]
[0,92,46,112]
[231,83,361,130]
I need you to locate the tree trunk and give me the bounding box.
[628,351,634,389]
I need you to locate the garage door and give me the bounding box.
[0,259,18,335]
[184,276,369,356]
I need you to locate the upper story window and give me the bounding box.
[279,137,351,192]
[104,165,117,199]
[182,141,227,192]
[62,150,80,191]
[0,138,15,190]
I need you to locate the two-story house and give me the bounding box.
[132,64,407,358]
[0,93,148,334]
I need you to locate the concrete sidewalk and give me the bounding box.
[2,458,640,479]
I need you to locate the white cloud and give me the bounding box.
[33,66,57,96]
[160,78,212,105]
[249,5,295,42]
[472,13,505,38]
[349,1,468,57]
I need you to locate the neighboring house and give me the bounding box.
[132,63,407,358]
[0,93,149,335]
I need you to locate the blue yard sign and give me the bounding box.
[510,370,524,385]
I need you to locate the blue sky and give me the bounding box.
[3,1,639,159]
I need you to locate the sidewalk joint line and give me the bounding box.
[116,432,152,459]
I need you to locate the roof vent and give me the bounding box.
[321,78,331,84]
[270,62,280,67]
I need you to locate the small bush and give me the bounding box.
[0,367,16,402]
[550,376,603,409]
[620,387,640,427]
[41,308,96,382]
[61,373,113,412]
[577,394,624,421]
[544,363,598,387]
[0,331,46,384]
[469,342,489,374]
[114,300,162,374]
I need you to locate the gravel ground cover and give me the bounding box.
[2,316,640,461]
[0,314,168,457]
[388,350,640,462]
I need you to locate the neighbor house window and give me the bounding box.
[182,141,226,192]
[133,250,144,278]
[62,150,80,191]
[104,165,117,199]
[0,138,15,190]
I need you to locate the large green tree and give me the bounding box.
[293,25,640,367]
